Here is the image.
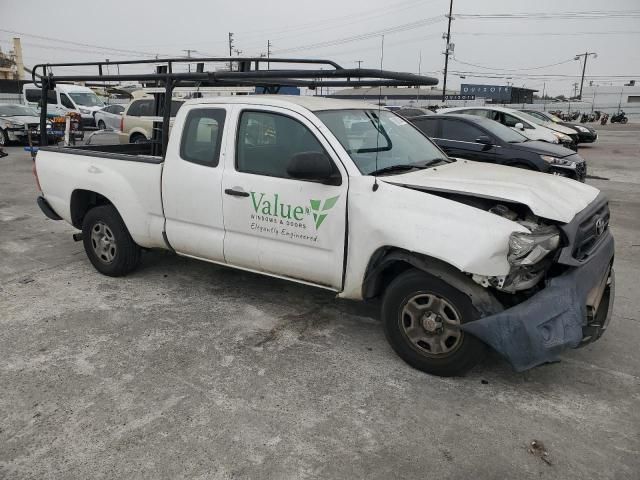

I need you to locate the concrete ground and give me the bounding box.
[1,127,639,480]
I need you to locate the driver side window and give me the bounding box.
[236,110,334,180]
[504,113,530,128]
[60,94,75,109]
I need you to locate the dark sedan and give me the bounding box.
[410,114,587,181]
[520,110,598,144]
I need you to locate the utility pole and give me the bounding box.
[441,0,454,102]
[542,81,546,111]
[228,32,234,71]
[572,82,579,98]
[356,60,363,69]
[182,49,194,72]
[574,51,596,100]
[267,40,272,70]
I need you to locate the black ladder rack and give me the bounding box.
[33,57,439,155]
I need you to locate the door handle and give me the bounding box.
[225,188,249,197]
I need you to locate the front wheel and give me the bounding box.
[82,205,141,276]
[621,117,628,124]
[382,269,487,376]
[97,120,106,130]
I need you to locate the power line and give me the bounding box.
[273,16,444,54]
[455,30,640,37]
[455,10,640,20]
[0,28,165,58]
[452,57,577,72]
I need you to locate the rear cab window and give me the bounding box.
[180,108,226,167]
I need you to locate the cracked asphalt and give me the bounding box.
[1,125,639,479]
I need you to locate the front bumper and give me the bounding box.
[7,128,58,144]
[462,229,614,372]
[578,131,597,143]
[550,160,587,182]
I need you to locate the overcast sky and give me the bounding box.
[1,0,639,96]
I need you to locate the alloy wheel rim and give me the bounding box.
[90,221,117,263]
[400,293,463,357]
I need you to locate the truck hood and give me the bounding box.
[382,160,599,223]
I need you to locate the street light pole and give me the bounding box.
[441,0,453,102]
[575,51,596,100]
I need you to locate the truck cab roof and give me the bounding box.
[183,95,379,112]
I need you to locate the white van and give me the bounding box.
[23,83,105,127]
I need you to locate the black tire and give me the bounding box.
[382,269,487,377]
[81,205,141,276]
[130,133,147,144]
[0,128,9,147]
[97,120,106,130]
[621,118,628,124]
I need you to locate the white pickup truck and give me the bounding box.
[34,95,615,376]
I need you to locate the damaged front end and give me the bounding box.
[464,193,614,372]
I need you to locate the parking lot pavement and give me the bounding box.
[1,129,639,480]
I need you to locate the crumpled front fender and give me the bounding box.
[462,233,614,372]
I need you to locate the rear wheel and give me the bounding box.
[130,133,147,144]
[81,205,141,276]
[382,269,487,376]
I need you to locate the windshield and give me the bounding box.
[547,113,562,123]
[316,109,448,175]
[475,117,528,143]
[517,111,550,127]
[0,104,38,117]
[68,91,104,107]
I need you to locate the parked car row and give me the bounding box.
[410,114,586,181]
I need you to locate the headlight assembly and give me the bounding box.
[540,154,575,167]
[79,108,91,114]
[576,126,589,133]
[508,226,560,266]
[552,132,572,143]
[8,122,25,128]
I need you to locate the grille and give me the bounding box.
[573,202,610,261]
[575,162,587,179]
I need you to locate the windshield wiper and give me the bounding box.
[369,159,445,176]
[369,164,424,176]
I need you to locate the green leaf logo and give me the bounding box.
[310,195,340,229]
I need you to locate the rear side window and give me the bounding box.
[127,99,154,116]
[180,108,226,167]
[25,89,57,104]
[412,118,439,137]
[441,119,485,142]
[236,110,329,179]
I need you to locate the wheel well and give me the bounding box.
[129,132,147,142]
[70,190,113,229]
[362,247,503,316]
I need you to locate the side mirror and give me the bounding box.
[514,122,525,131]
[475,135,494,149]
[287,151,341,185]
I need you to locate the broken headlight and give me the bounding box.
[508,226,560,266]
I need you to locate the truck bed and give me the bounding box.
[39,143,162,164]
[36,145,167,250]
